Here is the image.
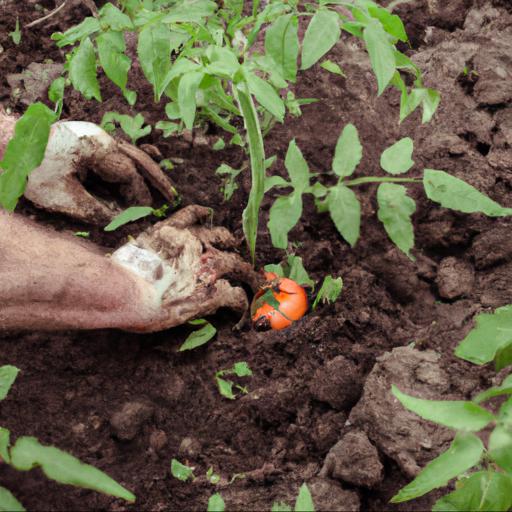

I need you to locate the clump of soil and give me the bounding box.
[1,1,511,511]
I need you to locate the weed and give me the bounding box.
[215,361,252,399]
[171,458,195,481]
[179,319,217,351]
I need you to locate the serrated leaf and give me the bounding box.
[69,37,101,102]
[380,138,414,175]
[51,17,100,47]
[327,185,361,247]
[0,103,56,211]
[171,459,194,481]
[10,436,135,501]
[0,365,19,401]
[285,139,310,191]
[432,471,512,512]
[246,71,285,122]
[268,193,303,249]
[392,385,495,431]
[104,206,154,231]
[0,486,25,512]
[265,14,299,82]
[301,9,341,70]
[312,275,343,310]
[377,183,416,259]
[424,169,512,217]
[391,433,484,503]
[455,305,512,366]
[179,322,216,351]
[332,123,362,178]
[295,483,315,512]
[207,493,225,512]
[363,19,396,95]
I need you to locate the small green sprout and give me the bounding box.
[74,231,90,238]
[9,18,21,45]
[312,276,343,310]
[215,362,253,400]
[171,459,195,482]
[104,205,169,231]
[179,319,216,352]
[207,493,225,512]
[101,112,151,144]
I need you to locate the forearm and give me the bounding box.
[0,211,160,331]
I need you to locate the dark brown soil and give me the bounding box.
[1,1,512,511]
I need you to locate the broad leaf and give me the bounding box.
[268,193,303,249]
[0,487,25,512]
[327,185,361,247]
[10,436,135,502]
[377,183,416,259]
[455,305,512,366]
[285,139,310,191]
[301,9,341,70]
[489,423,512,472]
[312,275,343,310]
[363,19,396,95]
[380,137,414,175]
[0,103,56,211]
[367,5,407,42]
[178,71,205,129]
[432,471,512,512]
[216,377,235,400]
[101,112,151,144]
[171,459,195,481]
[424,169,512,217]
[332,124,362,178]
[179,322,216,351]
[99,3,133,31]
[0,365,19,401]
[207,493,225,512]
[287,255,314,288]
[265,14,299,82]
[320,60,344,76]
[104,206,154,231]
[295,483,314,512]
[392,386,495,431]
[69,37,101,102]
[246,71,285,122]
[391,433,484,503]
[51,17,100,47]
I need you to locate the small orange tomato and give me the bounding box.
[252,272,308,330]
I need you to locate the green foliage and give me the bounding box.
[0,102,56,211]
[9,18,21,45]
[69,37,101,102]
[271,483,315,512]
[0,365,19,401]
[207,493,225,512]
[104,204,169,231]
[179,319,217,351]
[269,125,512,259]
[216,164,243,201]
[312,275,343,310]
[48,77,66,118]
[171,459,195,481]
[101,112,151,144]
[0,486,25,512]
[320,60,345,76]
[215,362,252,400]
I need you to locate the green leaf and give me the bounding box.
[104,206,154,231]
[268,193,303,249]
[0,103,56,211]
[171,459,195,481]
[367,5,407,42]
[233,361,252,377]
[400,88,441,124]
[272,502,292,512]
[9,18,21,45]
[216,164,243,201]
[489,423,512,472]
[295,483,315,512]
[312,275,343,310]
[495,343,512,372]
[216,377,236,399]
[473,374,512,403]
[327,185,361,247]
[392,386,494,431]
[178,71,205,130]
[287,255,314,288]
[265,14,299,82]
[0,365,19,401]
[320,60,345,76]
[301,9,341,70]
[424,169,512,217]
[380,137,414,175]
[137,23,172,101]
[10,436,135,502]
[97,31,136,105]
[101,112,151,144]
[51,17,100,47]
[179,322,216,351]
[0,487,25,512]
[0,428,10,464]
[432,471,512,512]
[391,433,484,503]
[377,183,416,259]
[207,493,225,512]
[363,19,396,95]
[48,77,66,117]
[285,139,310,192]
[99,3,134,31]
[69,37,101,102]
[332,123,362,178]
[246,71,285,122]
[455,305,512,366]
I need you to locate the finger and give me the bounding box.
[90,151,153,205]
[117,140,178,203]
[162,205,212,229]
[189,226,236,249]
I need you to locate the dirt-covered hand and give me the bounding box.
[111,205,263,332]
[24,121,177,224]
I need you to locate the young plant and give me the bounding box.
[104,204,170,231]
[171,458,195,481]
[215,361,252,400]
[268,124,512,258]
[312,275,343,310]
[101,111,152,144]
[53,0,437,262]
[0,365,135,511]
[178,319,217,352]
[271,483,315,512]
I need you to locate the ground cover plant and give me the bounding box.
[2,0,512,511]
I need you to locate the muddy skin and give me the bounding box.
[1,1,512,510]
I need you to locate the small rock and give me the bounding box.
[321,431,383,488]
[436,257,474,299]
[308,477,360,512]
[310,356,362,410]
[149,430,168,453]
[178,437,202,458]
[110,401,154,441]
